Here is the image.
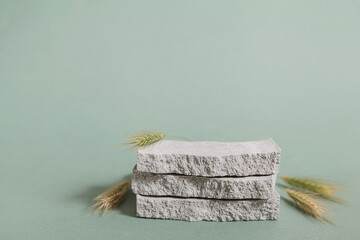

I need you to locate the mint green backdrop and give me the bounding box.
[1,1,359,239]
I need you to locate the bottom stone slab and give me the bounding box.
[136,191,280,222]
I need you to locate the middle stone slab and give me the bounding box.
[132,165,276,200]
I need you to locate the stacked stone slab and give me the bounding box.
[131,138,281,222]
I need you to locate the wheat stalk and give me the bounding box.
[285,188,334,224]
[281,176,343,202]
[119,131,166,151]
[91,180,131,216]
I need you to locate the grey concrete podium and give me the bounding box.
[132,165,276,199]
[137,139,281,177]
[136,191,280,222]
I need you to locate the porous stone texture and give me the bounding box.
[137,139,281,177]
[136,191,280,222]
[132,165,276,199]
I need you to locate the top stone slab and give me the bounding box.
[137,139,281,177]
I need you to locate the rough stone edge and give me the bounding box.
[132,166,277,199]
[136,191,280,222]
[137,151,281,177]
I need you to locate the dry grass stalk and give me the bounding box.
[120,131,166,151]
[91,180,131,216]
[281,176,343,202]
[285,188,334,224]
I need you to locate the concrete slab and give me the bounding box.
[137,139,281,177]
[132,165,276,199]
[136,191,280,221]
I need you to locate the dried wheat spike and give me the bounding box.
[120,131,166,151]
[91,180,131,216]
[281,176,343,202]
[285,188,334,224]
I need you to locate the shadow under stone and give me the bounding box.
[119,189,136,217]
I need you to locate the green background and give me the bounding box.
[1,1,359,239]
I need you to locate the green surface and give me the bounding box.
[1,1,359,239]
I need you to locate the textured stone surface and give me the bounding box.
[132,165,276,199]
[136,191,280,222]
[137,139,281,177]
